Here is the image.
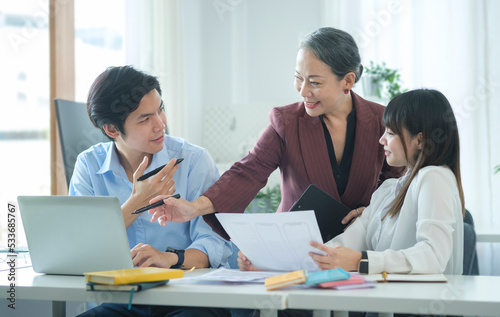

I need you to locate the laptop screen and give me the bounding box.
[17,196,134,275]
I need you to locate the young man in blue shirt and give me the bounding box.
[70,65,231,317]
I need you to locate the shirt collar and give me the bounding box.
[395,169,411,195]
[97,139,171,178]
[97,143,128,179]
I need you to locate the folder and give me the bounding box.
[84,267,184,285]
[290,184,351,242]
[86,280,169,292]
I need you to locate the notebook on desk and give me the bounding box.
[17,196,134,275]
[289,184,351,243]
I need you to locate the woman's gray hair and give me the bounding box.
[300,27,363,83]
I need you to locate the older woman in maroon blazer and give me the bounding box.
[150,27,403,240]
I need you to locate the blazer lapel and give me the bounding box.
[298,108,341,201]
[341,94,381,205]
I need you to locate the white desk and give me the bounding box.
[0,267,287,317]
[2,268,500,317]
[476,228,500,243]
[287,275,500,317]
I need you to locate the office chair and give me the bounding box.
[54,99,109,187]
[463,209,479,275]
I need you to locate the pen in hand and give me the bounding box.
[137,158,184,181]
[132,194,181,215]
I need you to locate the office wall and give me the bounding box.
[181,0,322,165]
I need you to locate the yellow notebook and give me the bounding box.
[265,270,306,291]
[84,267,184,285]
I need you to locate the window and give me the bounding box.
[0,1,49,250]
[0,0,127,250]
[74,0,126,100]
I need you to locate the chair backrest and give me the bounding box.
[463,209,480,275]
[55,98,109,186]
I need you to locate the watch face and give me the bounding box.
[359,260,369,274]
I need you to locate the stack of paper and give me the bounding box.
[189,268,281,283]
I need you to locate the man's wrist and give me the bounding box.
[164,252,179,267]
[166,247,185,268]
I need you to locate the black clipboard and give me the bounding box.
[289,184,351,243]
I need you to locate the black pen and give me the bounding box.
[137,158,184,181]
[132,194,181,215]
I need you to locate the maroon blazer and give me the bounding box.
[204,92,403,239]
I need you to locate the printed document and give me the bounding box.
[216,210,324,271]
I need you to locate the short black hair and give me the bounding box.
[300,27,363,83]
[87,65,162,140]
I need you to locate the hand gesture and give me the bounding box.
[148,196,206,225]
[341,206,366,229]
[131,157,179,208]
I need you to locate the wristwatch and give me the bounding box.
[358,251,369,274]
[166,247,185,268]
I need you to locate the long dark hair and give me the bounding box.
[382,89,465,218]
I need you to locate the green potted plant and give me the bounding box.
[246,184,281,213]
[362,61,407,100]
[495,165,500,174]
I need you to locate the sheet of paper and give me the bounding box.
[216,210,324,272]
[187,268,281,283]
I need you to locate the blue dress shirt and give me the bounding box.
[69,135,231,268]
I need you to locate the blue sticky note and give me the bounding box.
[305,268,350,285]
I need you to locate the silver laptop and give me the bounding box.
[18,196,134,275]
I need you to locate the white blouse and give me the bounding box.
[326,166,463,275]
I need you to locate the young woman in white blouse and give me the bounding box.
[307,88,465,275]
